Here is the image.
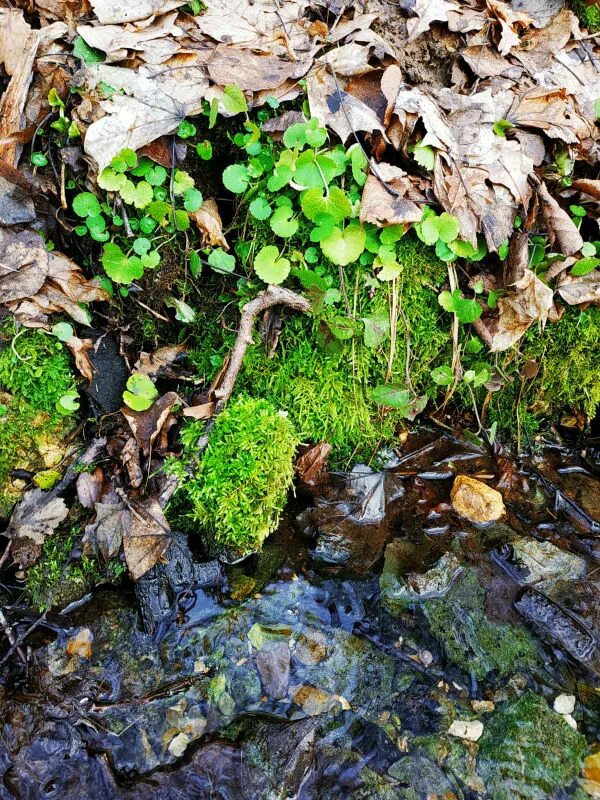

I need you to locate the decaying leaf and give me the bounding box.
[406,0,461,41]
[121,437,144,488]
[66,336,95,382]
[295,443,332,486]
[122,391,179,456]
[538,182,584,256]
[482,268,555,351]
[360,164,424,227]
[8,489,69,563]
[89,0,185,25]
[135,345,188,381]
[450,475,505,523]
[557,270,600,306]
[83,501,127,560]
[122,497,172,581]
[0,228,50,303]
[183,402,215,420]
[76,468,104,509]
[190,198,229,249]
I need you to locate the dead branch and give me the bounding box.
[213,285,311,409]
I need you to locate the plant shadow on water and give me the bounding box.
[1,428,600,799]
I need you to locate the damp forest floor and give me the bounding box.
[2,0,600,798]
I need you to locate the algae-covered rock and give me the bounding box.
[381,544,463,615]
[424,569,539,679]
[478,692,587,799]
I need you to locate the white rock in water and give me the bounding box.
[554,694,576,715]
[447,719,484,742]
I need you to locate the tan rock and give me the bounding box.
[447,719,484,742]
[451,475,505,523]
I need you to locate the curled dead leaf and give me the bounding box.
[190,198,229,250]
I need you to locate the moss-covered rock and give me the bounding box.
[478,692,587,799]
[168,396,298,559]
[424,570,539,679]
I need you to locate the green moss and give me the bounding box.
[235,235,449,464]
[168,396,298,558]
[571,0,600,32]
[26,531,125,611]
[0,324,75,416]
[0,393,64,518]
[479,692,587,799]
[424,570,538,679]
[488,305,600,440]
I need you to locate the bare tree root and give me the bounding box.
[213,285,311,410]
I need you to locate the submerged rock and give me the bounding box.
[509,537,586,592]
[424,570,539,679]
[380,545,463,614]
[478,692,586,799]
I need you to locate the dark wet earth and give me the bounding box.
[2,428,600,799]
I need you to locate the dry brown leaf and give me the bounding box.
[121,437,144,488]
[307,64,386,144]
[393,87,534,249]
[407,0,461,41]
[83,61,210,168]
[487,268,555,351]
[316,42,376,77]
[122,391,180,456]
[0,228,49,302]
[190,198,229,249]
[77,12,183,63]
[82,501,127,560]
[507,87,588,144]
[557,270,600,306]
[76,468,104,509]
[538,181,584,256]
[8,489,69,548]
[295,443,332,486]
[90,0,185,24]
[66,336,95,382]
[122,498,172,581]
[135,344,187,380]
[486,0,533,55]
[451,475,505,523]
[183,402,215,420]
[359,164,424,227]
[207,45,308,91]
[0,9,33,76]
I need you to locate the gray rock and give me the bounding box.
[256,639,291,700]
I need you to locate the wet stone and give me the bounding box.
[255,639,291,700]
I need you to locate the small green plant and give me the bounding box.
[168,396,298,557]
[123,373,159,411]
[0,325,76,417]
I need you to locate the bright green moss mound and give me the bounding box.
[424,570,538,679]
[0,325,75,415]
[237,235,449,464]
[479,692,587,799]
[571,0,600,32]
[170,396,298,558]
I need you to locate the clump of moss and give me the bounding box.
[488,305,600,441]
[26,532,125,611]
[478,692,587,799]
[424,570,538,679]
[0,324,75,416]
[236,235,449,464]
[571,0,600,32]
[168,396,298,559]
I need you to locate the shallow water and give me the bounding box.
[1,429,600,799]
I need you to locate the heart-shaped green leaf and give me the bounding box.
[301,186,351,224]
[438,289,482,323]
[72,192,101,218]
[102,243,144,284]
[249,196,272,220]
[270,206,298,238]
[320,223,366,266]
[123,373,159,411]
[223,163,250,194]
[254,245,290,285]
[183,188,203,212]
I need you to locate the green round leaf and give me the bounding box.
[270,206,298,238]
[183,188,203,212]
[301,186,351,224]
[31,152,48,167]
[320,223,366,266]
[436,212,461,243]
[223,163,250,194]
[431,365,454,386]
[249,196,272,220]
[123,373,158,411]
[51,322,74,342]
[178,119,197,139]
[196,140,213,160]
[72,192,101,218]
[254,245,290,285]
[438,289,482,323]
[56,391,80,415]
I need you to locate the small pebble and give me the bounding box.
[447,719,484,742]
[564,714,578,730]
[472,700,495,714]
[554,694,576,715]
[418,649,433,667]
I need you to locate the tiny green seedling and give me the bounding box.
[123,374,159,411]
